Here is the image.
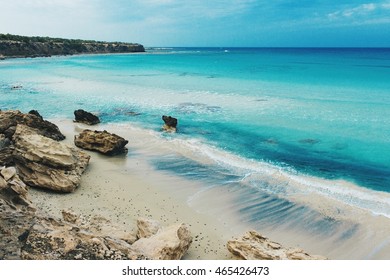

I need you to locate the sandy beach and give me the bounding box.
[25,118,390,260]
[28,119,246,260]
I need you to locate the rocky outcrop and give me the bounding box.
[0,34,145,58]
[74,109,100,125]
[131,223,192,260]
[12,124,90,192]
[1,175,144,260]
[1,172,193,260]
[21,211,143,260]
[227,231,326,260]
[74,129,128,155]
[162,115,178,133]
[0,110,65,141]
[0,166,36,260]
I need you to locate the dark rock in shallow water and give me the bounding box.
[74,129,128,155]
[74,109,101,125]
[162,115,178,133]
[0,110,65,141]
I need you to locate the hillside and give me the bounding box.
[0,34,145,59]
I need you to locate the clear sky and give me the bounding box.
[1,0,389,47]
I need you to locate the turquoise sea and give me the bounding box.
[1,48,390,257]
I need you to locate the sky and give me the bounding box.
[1,0,390,47]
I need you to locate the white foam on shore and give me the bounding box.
[47,119,390,259]
[72,120,390,220]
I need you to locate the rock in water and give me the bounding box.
[0,110,65,141]
[162,115,178,133]
[131,223,192,260]
[74,109,101,125]
[12,124,90,193]
[227,231,326,260]
[74,129,128,155]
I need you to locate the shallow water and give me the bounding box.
[1,48,390,258]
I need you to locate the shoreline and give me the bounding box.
[27,118,390,260]
[29,119,241,260]
[0,51,148,61]
[0,34,145,60]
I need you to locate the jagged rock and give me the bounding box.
[21,216,145,260]
[1,166,16,181]
[74,129,128,155]
[21,210,139,260]
[0,175,6,190]
[60,209,138,245]
[0,134,14,166]
[162,115,178,133]
[227,231,326,260]
[1,178,143,260]
[28,110,43,120]
[131,223,192,260]
[0,146,14,166]
[83,215,137,245]
[0,134,11,149]
[137,217,162,239]
[61,209,80,224]
[0,166,36,259]
[74,109,100,125]
[12,124,90,192]
[0,110,65,141]
[0,166,32,207]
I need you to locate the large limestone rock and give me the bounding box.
[131,223,192,260]
[12,124,90,192]
[0,110,65,141]
[74,109,100,125]
[79,213,137,245]
[74,129,128,155]
[227,231,326,260]
[162,115,178,133]
[21,212,143,260]
[136,217,162,239]
[0,166,36,260]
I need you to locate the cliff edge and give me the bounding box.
[0,34,145,59]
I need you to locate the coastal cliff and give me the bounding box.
[0,34,145,59]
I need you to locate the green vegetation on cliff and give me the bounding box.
[0,34,145,59]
